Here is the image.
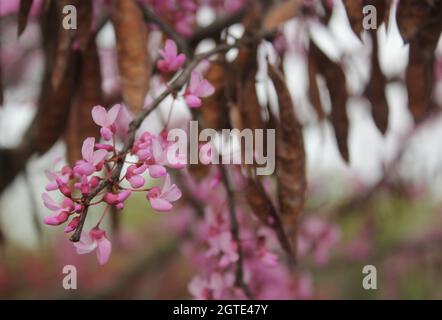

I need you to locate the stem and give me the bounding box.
[219,165,254,299]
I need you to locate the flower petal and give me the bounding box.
[74,239,97,254]
[194,79,215,97]
[149,164,167,178]
[96,236,112,265]
[169,53,186,71]
[188,71,200,92]
[129,175,145,188]
[106,104,121,126]
[91,106,108,127]
[42,192,60,211]
[81,137,95,162]
[92,149,108,166]
[185,95,202,108]
[150,197,173,212]
[162,184,182,202]
[164,39,178,59]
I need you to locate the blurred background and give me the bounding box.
[1,0,442,299]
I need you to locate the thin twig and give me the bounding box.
[137,4,190,57]
[219,165,254,299]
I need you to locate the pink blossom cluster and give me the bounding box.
[41,39,216,264]
[42,103,186,264]
[156,39,214,108]
[167,168,339,299]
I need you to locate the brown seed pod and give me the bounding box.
[35,1,80,154]
[200,61,229,131]
[268,63,306,256]
[365,33,389,135]
[263,0,303,30]
[342,0,364,38]
[18,0,34,37]
[65,37,102,165]
[310,42,350,162]
[75,0,93,52]
[307,52,326,121]
[404,2,442,122]
[112,0,150,115]
[396,0,440,43]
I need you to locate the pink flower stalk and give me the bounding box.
[92,104,121,140]
[103,190,132,209]
[157,39,186,73]
[42,193,81,226]
[74,228,112,265]
[74,137,108,176]
[147,174,182,212]
[184,71,215,108]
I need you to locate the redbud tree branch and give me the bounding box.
[70,29,276,242]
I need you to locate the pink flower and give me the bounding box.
[91,104,121,140]
[157,39,186,73]
[184,71,215,108]
[147,174,182,212]
[42,193,81,226]
[297,217,339,265]
[134,134,186,177]
[149,137,186,174]
[74,228,112,265]
[103,190,132,209]
[74,175,100,196]
[133,132,154,160]
[188,272,235,300]
[125,164,147,188]
[207,231,239,267]
[74,137,108,176]
[114,104,133,140]
[175,13,194,37]
[64,216,80,233]
[44,159,72,191]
